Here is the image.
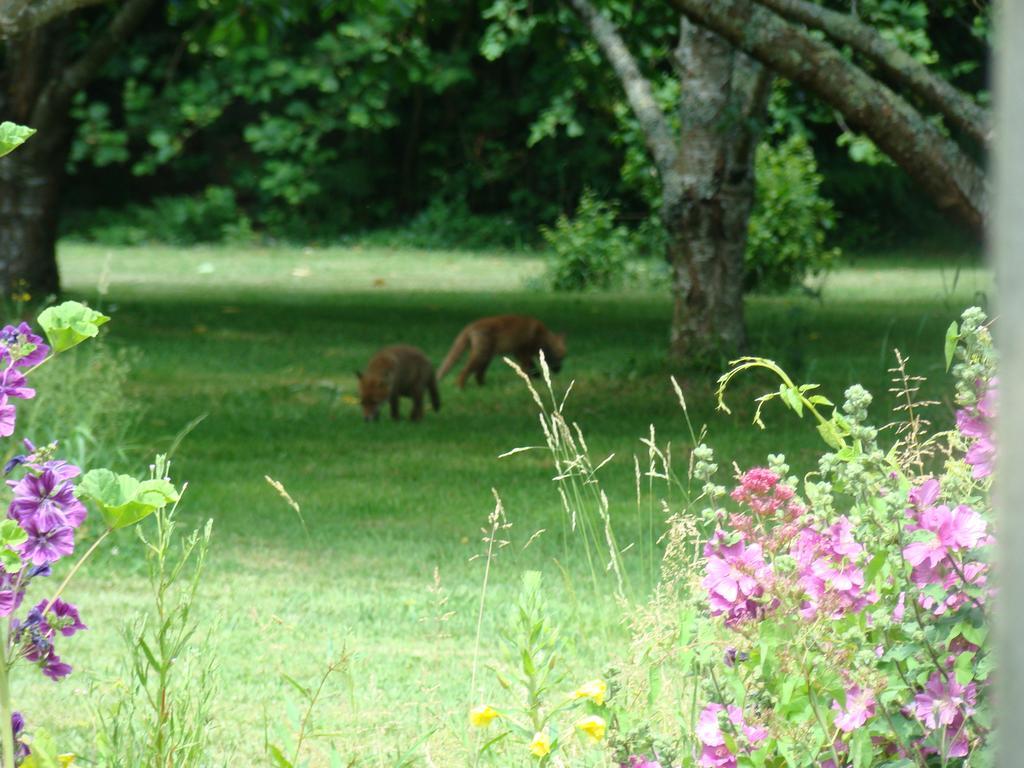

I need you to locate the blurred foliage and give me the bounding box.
[747,134,841,292]
[58,0,990,252]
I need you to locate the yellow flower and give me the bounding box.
[59,756,76,767]
[469,705,499,727]
[529,729,552,757]
[575,715,607,741]
[573,679,607,706]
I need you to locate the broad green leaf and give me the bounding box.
[267,745,293,768]
[0,549,21,574]
[0,519,27,548]
[77,469,178,529]
[944,320,959,371]
[0,122,35,158]
[37,301,109,353]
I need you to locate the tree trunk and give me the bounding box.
[0,25,72,296]
[665,18,769,362]
[0,138,68,297]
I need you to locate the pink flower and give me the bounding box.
[696,704,766,768]
[622,758,663,768]
[792,517,876,619]
[904,504,988,567]
[703,532,775,627]
[957,378,997,478]
[908,478,940,510]
[832,685,876,732]
[913,670,976,730]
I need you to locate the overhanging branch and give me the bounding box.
[667,0,987,234]
[565,0,678,178]
[0,0,108,39]
[758,0,989,145]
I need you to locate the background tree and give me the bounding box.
[0,0,158,294]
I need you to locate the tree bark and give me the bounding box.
[0,0,157,295]
[666,0,987,236]
[757,0,989,146]
[666,18,769,360]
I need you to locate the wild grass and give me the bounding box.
[9,242,989,765]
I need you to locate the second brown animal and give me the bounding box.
[436,314,567,389]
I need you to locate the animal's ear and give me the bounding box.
[355,370,363,380]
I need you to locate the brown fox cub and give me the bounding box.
[437,315,567,389]
[356,345,440,422]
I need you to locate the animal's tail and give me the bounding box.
[436,327,470,381]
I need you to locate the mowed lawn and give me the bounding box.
[15,243,989,764]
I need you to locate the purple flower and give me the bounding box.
[41,652,71,681]
[913,670,976,729]
[956,378,997,478]
[15,519,74,565]
[908,478,940,510]
[0,396,15,438]
[10,712,28,760]
[904,504,988,568]
[34,598,86,637]
[703,532,775,627]
[0,368,34,401]
[0,323,49,368]
[832,685,876,732]
[622,758,663,768]
[792,517,876,619]
[9,469,87,530]
[696,703,766,768]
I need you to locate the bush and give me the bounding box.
[64,186,253,246]
[747,134,841,292]
[541,190,633,291]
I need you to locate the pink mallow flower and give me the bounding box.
[703,532,775,627]
[904,502,988,569]
[729,468,805,524]
[956,378,997,479]
[912,670,976,758]
[696,703,767,768]
[792,517,876,619]
[832,685,876,732]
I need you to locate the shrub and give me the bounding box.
[64,186,252,246]
[746,134,841,292]
[541,190,632,291]
[491,307,995,768]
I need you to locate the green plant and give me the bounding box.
[93,465,217,768]
[746,134,841,292]
[541,190,632,292]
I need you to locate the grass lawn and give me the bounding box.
[13,242,989,765]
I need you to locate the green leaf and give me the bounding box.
[0,549,21,574]
[863,551,887,586]
[0,519,27,548]
[267,744,293,768]
[77,469,178,529]
[850,728,872,768]
[954,651,975,685]
[944,320,959,371]
[37,301,110,353]
[816,419,843,449]
[0,122,35,159]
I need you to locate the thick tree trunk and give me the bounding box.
[0,25,71,296]
[0,138,69,296]
[0,0,157,296]
[665,19,769,361]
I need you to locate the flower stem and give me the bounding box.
[40,528,111,618]
[0,627,14,768]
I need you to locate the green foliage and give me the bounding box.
[77,470,179,529]
[746,135,841,292]
[0,122,34,159]
[18,338,139,471]
[37,301,110,353]
[541,191,632,292]
[93,491,217,767]
[65,187,252,246]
